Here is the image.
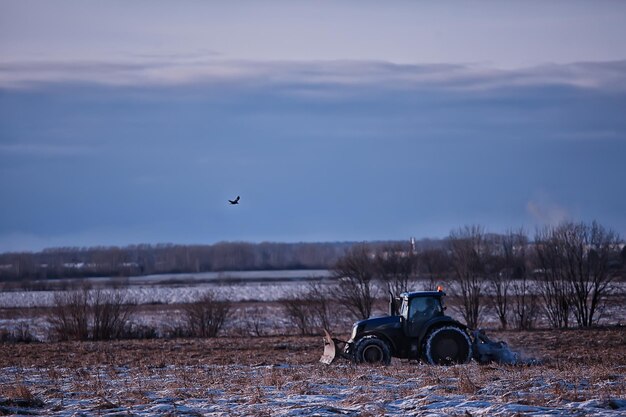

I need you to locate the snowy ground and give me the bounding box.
[2,363,625,416]
[1,332,625,416]
[1,274,625,416]
[0,281,325,308]
[1,272,624,309]
[0,270,335,308]
[1,275,625,341]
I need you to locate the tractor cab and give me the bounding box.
[399,291,444,330]
[398,291,446,337]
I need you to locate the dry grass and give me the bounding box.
[0,384,44,409]
[2,327,624,368]
[0,327,624,415]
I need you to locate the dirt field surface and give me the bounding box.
[1,328,625,416]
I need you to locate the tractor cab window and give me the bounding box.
[409,296,441,322]
[400,298,409,321]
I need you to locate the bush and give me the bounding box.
[534,221,622,328]
[281,283,335,335]
[46,287,135,341]
[91,290,134,340]
[47,289,90,341]
[333,245,378,320]
[0,323,37,343]
[183,291,232,337]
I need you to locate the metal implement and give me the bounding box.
[320,330,349,364]
[471,329,519,364]
[320,330,337,365]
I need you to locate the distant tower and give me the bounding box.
[410,237,416,255]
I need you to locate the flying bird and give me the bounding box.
[228,196,240,205]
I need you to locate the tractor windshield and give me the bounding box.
[409,296,441,321]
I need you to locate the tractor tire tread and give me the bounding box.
[354,335,392,365]
[424,325,472,365]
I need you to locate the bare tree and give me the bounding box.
[418,247,450,290]
[511,275,539,330]
[488,230,528,330]
[280,283,335,335]
[91,290,135,340]
[243,306,267,337]
[533,222,622,328]
[281,297,316,335]
[484,237,507,330]
[505,232,539,330]
[534,226,573,328]
[48,288,90,341]
[47,287,135,340]
[556,221,621,327]
[375,243,417,296]
[448,225,488,329]
[307,282,335,332]
[333,245,378,320]
[183,291,232,337]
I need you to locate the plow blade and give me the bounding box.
[320,329,338,365]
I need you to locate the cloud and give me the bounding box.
[2,57,626,92]
[526,199,570,226]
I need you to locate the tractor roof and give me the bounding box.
[400,290,446,299]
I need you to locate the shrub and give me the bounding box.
[91,290,134,340]
[0,323,37,343]
[332,245,378,320]
[47,288,90,341]
[281,283,335,335]
[46,287,135,341]
[183,291,232,337]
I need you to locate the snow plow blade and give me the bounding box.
[320,329,338,365]
[320,330,351,365]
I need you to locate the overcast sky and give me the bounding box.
[1,1,625,251]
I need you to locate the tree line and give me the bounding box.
[0,239,451,282]
[0,241,360,281]
[2,221,623,343]
[317,221,624,332]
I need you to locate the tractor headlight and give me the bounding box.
[350,323,360,340]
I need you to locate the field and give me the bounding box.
[1,272,626,416]
[1,329,625,416]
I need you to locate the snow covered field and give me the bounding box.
[0,282,317,308]
[1,332,625,416]
[1,272,625,416]
[1,271,624,309]
[1,272,625,341]
[0,270,334,308]
[2,363,625,416]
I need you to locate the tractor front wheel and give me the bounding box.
[353,336,391,365]
[423,326,472,365]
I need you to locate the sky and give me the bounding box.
[1,1,626,252]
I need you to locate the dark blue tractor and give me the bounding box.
[321,289,520,365]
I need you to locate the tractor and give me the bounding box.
[321,288,521,365]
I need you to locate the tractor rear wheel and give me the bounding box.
[423,326,472,365]
[353,336,391,365]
